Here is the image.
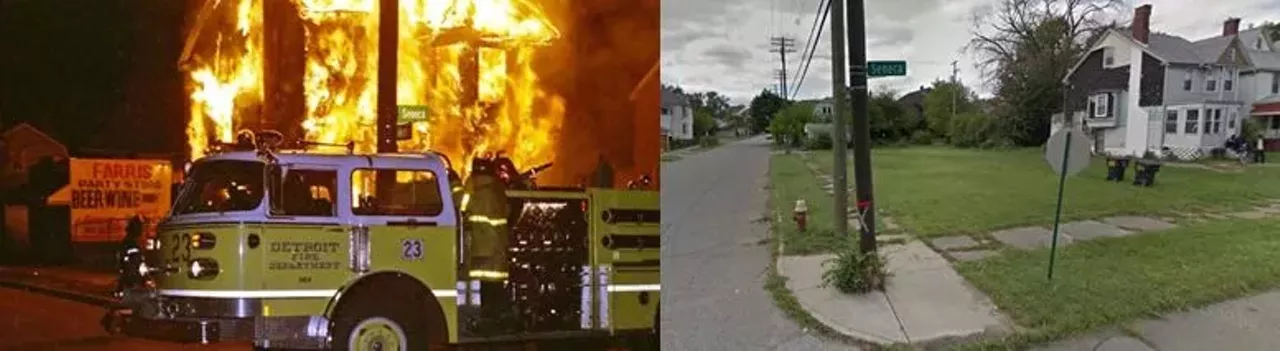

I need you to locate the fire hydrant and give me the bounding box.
[794,199,808,232]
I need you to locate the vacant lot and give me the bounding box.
[807,147,1280,237]
[958,217,1280,346]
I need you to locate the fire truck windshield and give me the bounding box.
[172,160,266,215]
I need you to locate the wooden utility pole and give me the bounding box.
[376,0,399,154]
[848,0,876,253]
[829,0,850,242]
[770,36,797,98]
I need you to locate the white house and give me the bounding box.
[661,87,694,142]
[1057,4,1280,159]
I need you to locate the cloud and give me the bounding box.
[701,43,755,70]
[661,0,1280,105]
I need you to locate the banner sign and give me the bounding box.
[65,159,173,242]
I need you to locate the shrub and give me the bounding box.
[806,132,833,150]
[698,135,720,148]
[909,130,932,145]
[821,248,888,294]
[949,112,998,148]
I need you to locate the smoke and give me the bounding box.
[534,0,661,187]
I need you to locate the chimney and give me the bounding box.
[1132,4,1152,44]
[1223,17,1240,36]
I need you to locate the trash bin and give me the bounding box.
[1133,159,1162,187]
[1105,157,1131,182]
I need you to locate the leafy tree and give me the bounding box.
[749,89,789,134]
[966,0,1124,146]
[693,108,717,137]
[1263,21,1280,43]
[769,102,814,147]
[922,80,977,140]
[867,90,915,143]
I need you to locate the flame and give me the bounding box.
[185,0,566,181]
[186,0,265,160]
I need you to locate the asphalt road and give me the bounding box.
[659,136,849,350]
[0,287,252,351]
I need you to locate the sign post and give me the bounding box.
[1043,129,1091,280]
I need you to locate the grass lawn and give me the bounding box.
[810,147,1280,238]
[769,152,858,255]
[956,217,1280,348]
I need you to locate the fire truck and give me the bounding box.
[112,132,660,350]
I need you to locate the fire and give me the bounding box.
[185,0,566,179]
[186,0,265,160]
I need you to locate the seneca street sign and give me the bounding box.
[866,60,907,78]
[396,105,430,123]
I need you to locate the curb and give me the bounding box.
[775,248,1011,351]
[0,278,117,307]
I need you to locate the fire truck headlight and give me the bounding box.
[188,259,220,280]
[138,262,150,276]
[189,232,216,250]
[145,238,157,251]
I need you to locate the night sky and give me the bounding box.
[0,0,188,156]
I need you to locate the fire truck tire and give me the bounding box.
[328,273,448,351]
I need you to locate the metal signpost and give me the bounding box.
[1043,128,1091,280]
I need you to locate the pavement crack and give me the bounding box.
[883,289,912,344]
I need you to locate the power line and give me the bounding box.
[791,0,827,95]
[790,0,831,99]
[769,36,798,98]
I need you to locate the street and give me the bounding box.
[0,287,252,351]
[659,136,847,350]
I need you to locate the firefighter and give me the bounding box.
[462,156,513,332]
[115,215,145,294]
[102,214,145,334]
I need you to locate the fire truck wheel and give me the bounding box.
[330,299,432,351]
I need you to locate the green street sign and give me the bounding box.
[867,60,907,77]
[397,105,430,123]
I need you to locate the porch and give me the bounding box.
[1251,98,1280,151]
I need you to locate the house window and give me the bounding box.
[1183,71,1193,91]
[1164,110,1179,134]
[1185,109,1200,134]
[1229,111,1237,129]
[1224,69,1233,91]
[1090,93,1113,118]
[1206,69,1217,91]
[1272,73,1279,94]
[1103,48,1115,67]
[1272,117,1280,130]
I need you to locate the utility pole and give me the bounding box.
[775,70,790,97]
[951,60,958,121]
[376,0,399,154]
[829,0,850,243]
[847,0,876,253]
[770,36,797,98]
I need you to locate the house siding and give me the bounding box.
[1139,53,1164,106]
[1067,48,1131,112]
[1164,64,1247,105]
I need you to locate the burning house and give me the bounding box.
[180,0,659,187]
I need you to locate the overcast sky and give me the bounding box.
[661,0,1280,105]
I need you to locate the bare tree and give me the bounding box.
[966,0,1124,86]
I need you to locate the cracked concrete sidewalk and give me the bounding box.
[777,240,1013,348]
[1039,289,1280,350]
